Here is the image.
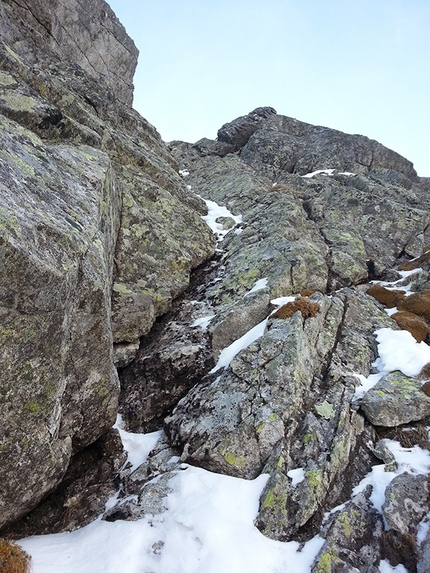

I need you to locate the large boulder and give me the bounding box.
[312,489,383,573]
[0,0,215,531]
[360,372,430,427]
[217,106,277,149]
[0,114,120,528]
[382,473,429,535]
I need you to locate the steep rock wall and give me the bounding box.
[0,0,138,105]
[0,0,215,529]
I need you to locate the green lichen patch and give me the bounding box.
[0,71,17,86]
[305,469,324,492]
[113,282,132,295]
[220,449,247,469]
[0,91,38,113]
[262,486,288,514]
[256,412,281,434]
[338,511,354,538]
[314,548,341,573]
[315,400,335,420]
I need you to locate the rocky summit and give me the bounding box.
[1,1,430,572]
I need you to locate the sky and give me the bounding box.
[107,0,430,176]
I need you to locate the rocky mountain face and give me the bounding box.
[0,0,214,531]
[1,2,430,572]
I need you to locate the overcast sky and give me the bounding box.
[108,0,430,176]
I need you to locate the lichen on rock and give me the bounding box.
[361,371,430,427]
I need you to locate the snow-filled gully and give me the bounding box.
[19,196,430,573]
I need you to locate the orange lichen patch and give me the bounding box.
[391,311,429,343]
[0,539,31,573]
[418,362,430,381]
[300,288,315,297]
[270,297,320,320]
[398,250,430,271]
[397,290,430,321]
[367,284,406,308]
[421,381,430,397]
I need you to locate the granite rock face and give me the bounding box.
[164,289,393,540]
[2,4,430,571]
[0,112,120,528]
[123,109,428,569]
[0,0,138,105]
[241,113,417,179]
[0,0,214,530]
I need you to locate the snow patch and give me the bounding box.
[301,169,335,178]
[114,415,163,473]
[191,314,215,329]
[210,318,268,373]
[244,277,268,296]
[399,268,423,279]
[270,295,296,307]
[379,560,408,573]
[201,198,243,242]
[210,295,297,373]
[384,307,398,316]
[374,328,430,377]
[301,169,356,178]
[353,372,385,401]
[353,440,430,514]
[19,465,325,573]
[417,511,430,546]
[287,468,305,486]
[386,439,430,475]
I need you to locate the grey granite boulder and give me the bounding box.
[217,106,277,148]
[312,488,383,573]
[361,372,430,427]
[382,473,429,535]
[0,114,120,528]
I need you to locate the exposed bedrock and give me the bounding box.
[213,106,417,179]
[164,290,394,539]
[0,0,214,530]
[0,0,138,105]
[2,2,430,570]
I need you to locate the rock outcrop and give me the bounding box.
[114,105,430,570]
[0,0,138,105]
[0,0,214,530]
[2,2,430,572]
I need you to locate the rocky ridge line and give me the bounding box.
[1,1,430,571]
